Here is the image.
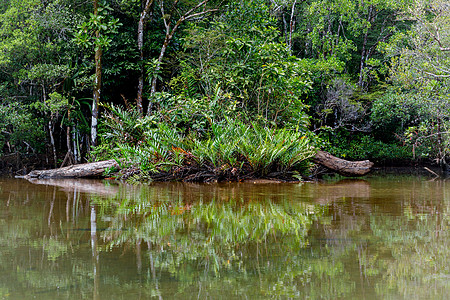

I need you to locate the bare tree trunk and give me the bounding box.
[436,118,447,170]
[288,0,297,51]
[66,126,72,157]
[137,0,155,115]
[147,0,216,116]
[48,120,57,168]
[92,0,102,147]
[42,84,58,168]
[358,5,373,88]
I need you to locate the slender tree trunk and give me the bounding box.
[137,0,154,116]
[437,118,447,170]
[150,37,169,97]
[358,5,373,88]
[73,125,80,163]
[48,120,57,168]
[43,84,58,168]
[282,12,288,45]
[92,0,102,147]
[288,0,297,51]
[66,126,72,156]
[147,0,215,116]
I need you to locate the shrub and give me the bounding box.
[325,134,413,163]
[96,106,317,180]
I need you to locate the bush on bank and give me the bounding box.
[93,105,316,182]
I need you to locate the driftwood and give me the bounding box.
[313,151,374,177]
[16,159,119,179]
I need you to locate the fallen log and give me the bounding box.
[313,151,374,177]
[15,151,373,180]
[16,159,119,179]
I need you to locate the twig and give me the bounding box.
[424,167,439,178]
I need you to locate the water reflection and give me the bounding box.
[0,177,448,299]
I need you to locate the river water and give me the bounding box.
[0,175,448,299]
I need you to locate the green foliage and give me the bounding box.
[0,0,443,166]
[374,0,450,162]
[100,103,155,145]
[189,119,316,174]
[0,102,45,153]
[97,105,317,178]
[371,90,419,133]
[32,92,70,117]
[73,1,121,51]
[325,133,413,162]
[181,2,316,128]
[0,0,91,160]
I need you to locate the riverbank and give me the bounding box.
[3,151,441,182]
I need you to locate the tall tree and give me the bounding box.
[147,0,218,115]
[92,0,102,147]
[136,0,155,115]
[75,0,120,147]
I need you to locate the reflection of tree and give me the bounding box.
[307,178,450,299]
[369,198,450,299]
[96,192,325,275]
[0,178,449,299]
[0,180,95,298]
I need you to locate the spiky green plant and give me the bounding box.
[237,122,315,175]
[189,119,315,175]
[101,103,155,145]
[98,106,317,180]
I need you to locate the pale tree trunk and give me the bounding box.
[62,110,74,167]
[288,0,297,51]
[43,85,58,168]
[92,0,102,147]
[137,0,155,115]
[147,0,216,115]
[358,5,373,88]
[48,120,57,168]
[150,35,170,96]
[66,126,72,158]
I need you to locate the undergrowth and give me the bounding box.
[93,104,316,182]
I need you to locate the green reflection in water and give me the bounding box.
[0,177,448,299]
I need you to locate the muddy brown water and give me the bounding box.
[0,175,448,299]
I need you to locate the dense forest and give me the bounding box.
[0,0,449,180]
